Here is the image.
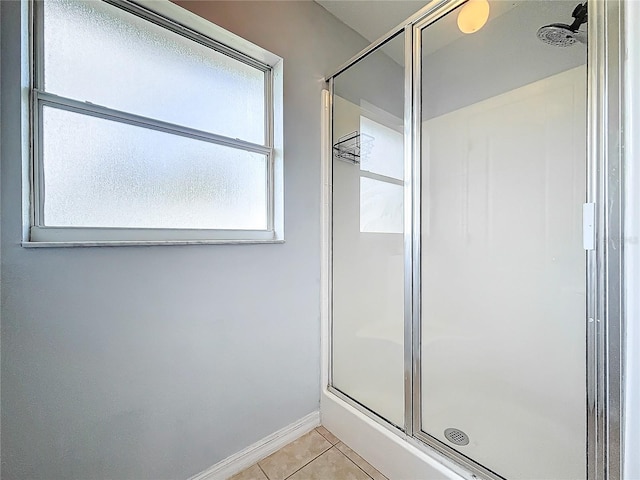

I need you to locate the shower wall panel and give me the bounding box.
[420,66,586,480]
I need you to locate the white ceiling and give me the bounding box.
[315,1,429,44]
[315,0,522,65]
[314,0,581,49]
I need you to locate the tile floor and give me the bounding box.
[229,426,388,480]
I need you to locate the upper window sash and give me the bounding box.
[33,0,273,148]
[104,0,270,72]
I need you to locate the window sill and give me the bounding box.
[26,226,284,246]
[22,239,285,248]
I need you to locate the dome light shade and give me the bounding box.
[457,0,490,34]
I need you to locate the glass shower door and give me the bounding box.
[418,2,587,479]
[331,32,406,428]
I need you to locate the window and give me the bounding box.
[28,0,283,245]
[358,116,404,234]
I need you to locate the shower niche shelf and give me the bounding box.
[333,131,373,164]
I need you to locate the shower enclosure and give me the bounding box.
[324,1,625,479]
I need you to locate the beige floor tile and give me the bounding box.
[287,447,370,480]
[335,442,388,480]
[229,464,269,480]
[315,426,340,445]
[258,430,332,480]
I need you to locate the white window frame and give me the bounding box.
[24,0,284,247]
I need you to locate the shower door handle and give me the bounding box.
[583,202,595,250]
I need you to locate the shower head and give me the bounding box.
[536,23,586,47]
[537,2,587,47]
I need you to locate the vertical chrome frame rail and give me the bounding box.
[325,0,626,478]
[587,1,626,480]
[403,23,416,437]
[327,77,335,392]
[409,16,422,438]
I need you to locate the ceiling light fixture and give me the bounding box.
[457,0,490,34]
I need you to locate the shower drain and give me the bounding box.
[444,428,470,446]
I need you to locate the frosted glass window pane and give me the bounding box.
[42,107,267,230]
[360,117,403,180]
[360,177,403,233]
[43,0,265,144]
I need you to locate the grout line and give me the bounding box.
[315,426,337,445]
[334,445,376,480]
[257,463,269,480]
[281,444,334,480]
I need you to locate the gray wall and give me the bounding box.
[0,1,367,479]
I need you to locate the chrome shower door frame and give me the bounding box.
[586,2,626,480]
[325,0,627,478]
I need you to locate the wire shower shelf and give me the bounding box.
[333,131,374,164]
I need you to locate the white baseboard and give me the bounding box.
[188,411,321,480]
